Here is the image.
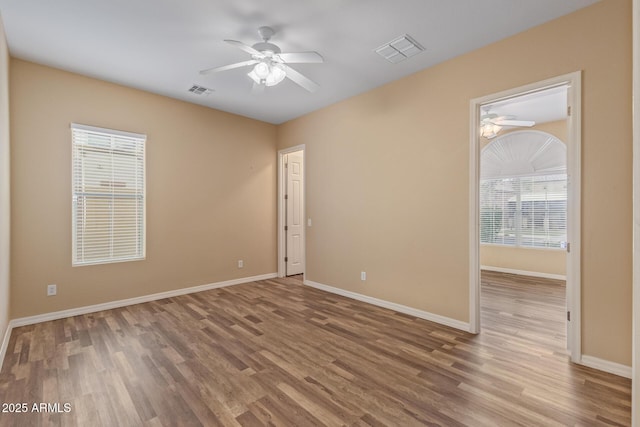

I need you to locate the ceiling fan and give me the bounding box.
[481,108,536,139]
[200,26,323,93]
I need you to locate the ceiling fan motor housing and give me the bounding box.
[251,42,281,55]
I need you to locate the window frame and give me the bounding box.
[71,123,146,266]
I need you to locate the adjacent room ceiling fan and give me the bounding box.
[200,26,323,93]
[481,108,536,139]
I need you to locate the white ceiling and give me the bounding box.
[486,85,569,125]
[0,0,598,124]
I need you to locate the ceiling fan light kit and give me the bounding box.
[253,62,270,79]
[265,64,286,86]
[480,107,536,139]
[481,123,502,139]
[247,60,286,87]
[200,26,323,93]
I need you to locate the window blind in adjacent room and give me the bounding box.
[480,174,567,248]
[480,130,567,249]
[71,123,146,266]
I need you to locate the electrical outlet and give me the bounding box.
[307,218,312,227]
[361,271,366,281]
[238,260,244,268]
[47,284,57,296]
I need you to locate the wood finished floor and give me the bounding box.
[0,273,631,426]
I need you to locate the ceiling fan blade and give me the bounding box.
[494,119,536,127]
[251,82,265,95]
[224,39,263,56]
[278,52,324,63]
[200,59,258,75]
[282,65,319,92]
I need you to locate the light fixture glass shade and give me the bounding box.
[254,62,270,79]
[247,61,287,88]
[481,123,502,139]
[265,64,286,87]
[247,68,261,84]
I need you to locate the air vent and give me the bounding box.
[188,85,213,96]
[375,34,424,64]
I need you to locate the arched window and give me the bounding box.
[480,130,566,248]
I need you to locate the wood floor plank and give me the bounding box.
[0,272,632,426]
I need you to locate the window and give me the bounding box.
[481,174,567,248]
[71,123,145,265]
[480,131,567,249]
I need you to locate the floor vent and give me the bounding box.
[375,34,424,64]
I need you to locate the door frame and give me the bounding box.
[468,71,582,363]
[632,0,639,423]
[277,144,306,277]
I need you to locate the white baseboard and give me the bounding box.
[0,321,11,373]
[580,355,632,379]
[303,279,470,332]
[481,265,566,281]
[7,273,277,330]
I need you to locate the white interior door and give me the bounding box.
[286,151,304,275]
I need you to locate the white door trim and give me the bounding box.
[469,72,582,363]
[277,144,306,277]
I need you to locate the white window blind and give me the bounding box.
[72,123,145,266]
[480,130,567,249]
[480,174,567,248]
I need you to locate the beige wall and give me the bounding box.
[10,59,277,318]
[480,120,568,276]
[481,246,566,277]
[0,15,10,348]
[278,0,632,365]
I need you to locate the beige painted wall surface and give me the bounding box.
[278,0,632,365]
[480,120,568,276]
[0,15,10,346]
[10,60,277,318]
[481,246,566,277]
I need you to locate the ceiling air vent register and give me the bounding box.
[375,34,425,64]
[188,85,213,96]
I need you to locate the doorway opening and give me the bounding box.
[278,145,306,278]
[469,72,582,363]
[481,127,568,353]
